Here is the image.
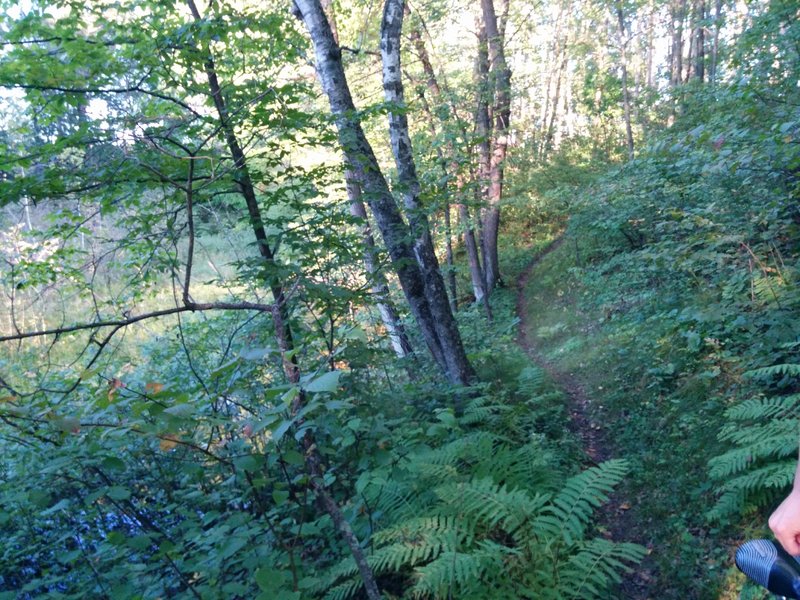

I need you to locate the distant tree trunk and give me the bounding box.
[409,16,489,314]
[347,185,413,357]
[325,0,413,358]
[539,3,566,159]
[692,0,706,81]
[616,3,635,159]
[443,203,458,312]
[709,0,722,83]
[544,30,568,157]
[670,0,687,87]
[474,23,492,221]
[294,0,474,387]
[480,0,511,293]
[645,1,655,88]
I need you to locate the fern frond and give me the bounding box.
[710,460,795,519]
[709,434,798,478]
[418,430,507,468]
[533,459,629,545]
[322,577,363,600]
[560,539,646,599]
[435,478,549,537]
[725,394,800,421]
[517,366,548,395]
[459,402,510,426]
[746,363,800,379]
[409,544,506,599]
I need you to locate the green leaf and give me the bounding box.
[106,486,131,501]
[305,370,341,393]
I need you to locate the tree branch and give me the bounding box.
[0,301,275,343]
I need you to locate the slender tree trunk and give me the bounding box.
[692,0,706,81]
[480,0,511,293]
[189,3,382,597]
[442,202,458,312]
[348,178,413,358]
[616,4,635,160]
[409,17,489,313]
[544,31,568,158]
[709,0,722,83]
[380,0,474,385]
[325,0,413,359]
[670,0,687,86]
[474,24,491,224]
[539,5,565,159]
[645,1,655,88]
[294,0,474,387]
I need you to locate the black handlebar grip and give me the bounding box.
[736,539,800,598]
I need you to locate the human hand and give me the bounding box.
[770,488,800,555]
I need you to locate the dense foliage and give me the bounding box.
[1,0,798,598]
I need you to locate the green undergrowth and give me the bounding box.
[0,213,646,598]
[517,82,800,597]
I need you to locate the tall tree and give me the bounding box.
[293,0,475,387]
[480,0,512,292]
[323,0,413,358]
[407,10,490,314]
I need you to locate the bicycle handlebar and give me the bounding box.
[736,539,800,598]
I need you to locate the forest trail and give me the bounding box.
[515,237,656,600]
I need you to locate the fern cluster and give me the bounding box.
[315,371,645,599]
[710,364,800,519]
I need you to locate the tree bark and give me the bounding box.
[692,0,706,81]
[480,0,511,293]
[670,0,687,87]
[294,0,474,387]
[380,0,474,384]
[709,0,722,83]
[474,23,491,227]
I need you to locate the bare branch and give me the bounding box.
[0,301,275,343]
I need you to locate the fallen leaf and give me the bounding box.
[159,435,179,451]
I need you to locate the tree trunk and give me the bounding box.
[474,23,491,226]
[616,4,635,159]
[189,3,382,597]
[325,0,413,359]
[347,177,413,358]
[692,0,706,81]
[409,17,489,313]
[709,0,722,83]
[380,0,474,385]
[670,0,687,87]
[543,30,568,158]
[480,0,511,293]
[443,202,458,312]
[294,0,474,387]
[645,1,655,88]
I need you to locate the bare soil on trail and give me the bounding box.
[515,237,656,600]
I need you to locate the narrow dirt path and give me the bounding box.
[515,237,656,600]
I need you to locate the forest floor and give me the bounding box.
[515,236,657,600]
